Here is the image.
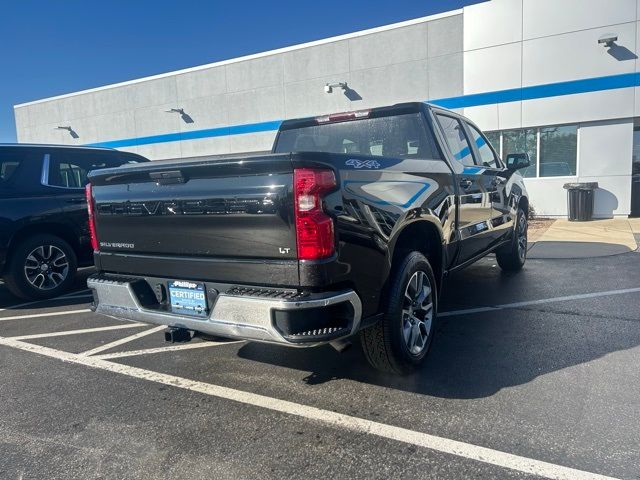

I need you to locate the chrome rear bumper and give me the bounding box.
[88,275,362,347]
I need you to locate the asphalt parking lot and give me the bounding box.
[1,250,639,480]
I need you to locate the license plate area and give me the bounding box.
[168,280,208,316]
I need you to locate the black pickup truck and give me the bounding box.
[87,102,530,374]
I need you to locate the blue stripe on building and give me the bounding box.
[87,120,282,148]
[86,72,640,149]
[430,72,640,109]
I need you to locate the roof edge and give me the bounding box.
[0,143,114,150]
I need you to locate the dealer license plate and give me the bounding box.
[168,280,208,316]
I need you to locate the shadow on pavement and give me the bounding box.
[0,268,94,310]
[528,241,633,259]
[236,309,640,399]
[237,254,640,399]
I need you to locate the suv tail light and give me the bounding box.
[85,183,99,251]
[293,168,336,260]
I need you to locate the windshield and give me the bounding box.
[274,113,441,160]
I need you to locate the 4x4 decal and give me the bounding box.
[345,159,381,169]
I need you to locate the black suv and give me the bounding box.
[0,144,148,300]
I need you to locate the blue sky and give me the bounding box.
[0,0,482,142]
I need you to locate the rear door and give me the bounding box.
[0,148,63,257]
[434,113,494,263]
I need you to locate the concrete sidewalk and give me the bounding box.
[528,218,639,259]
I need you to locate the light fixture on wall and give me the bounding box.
[55,126,79,139]
[598,33,618,48]
[165,107,194,124]
[597,33,637,61]
[324,82,348,94]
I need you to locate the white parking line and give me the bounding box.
[79,325,166,357]
[8,323,145,340]
[0,309,92,322]
[0,336,619,480]
[93,340,244,360]
[440,286,640,317]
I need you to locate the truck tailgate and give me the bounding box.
[88,154,299,285]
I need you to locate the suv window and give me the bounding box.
[47,151,139,189]
[467,124,498,168]
[436,114,475,167]
[0,152,25,184]
[275,113,441,160]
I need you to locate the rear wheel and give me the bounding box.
[360,251,437,375]
[3,234,77,300]
[496,208,528,272]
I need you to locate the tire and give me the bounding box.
[3,234,78,300]
[495,208,528,272]
[360,251,437,375]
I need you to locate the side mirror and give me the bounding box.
[506,152,530,171]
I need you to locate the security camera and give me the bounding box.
[324,84,333,94]
[598,34,618,47]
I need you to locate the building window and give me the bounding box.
[503,128,538,178]
[539,125,577,177]
[485,131,501,155]
[485,124,578,178]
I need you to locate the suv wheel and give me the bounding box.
[3,234,77,300]
[495,208,528,272]
[360,251,437,375]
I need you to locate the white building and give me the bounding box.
[13,0,640,217]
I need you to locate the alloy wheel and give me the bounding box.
[401,271,434,355]
[517,214,528,262]
[24,245,69,290]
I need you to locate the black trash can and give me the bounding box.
[563,182,598,221]
[632,174,640,217]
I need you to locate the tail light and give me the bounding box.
[85,183,99,251]
[294,168,336,260]
[315,109,370,124]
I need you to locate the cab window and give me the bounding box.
[275,113,441,160]
[467,123,498,168]
[436,114,475,167]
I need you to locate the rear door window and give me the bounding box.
[0,152,25,184]
[47,151,140,189]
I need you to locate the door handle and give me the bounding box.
[459,179,473,190]
[66,198,86,204]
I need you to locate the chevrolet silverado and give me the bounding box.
[86,102,530,374]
